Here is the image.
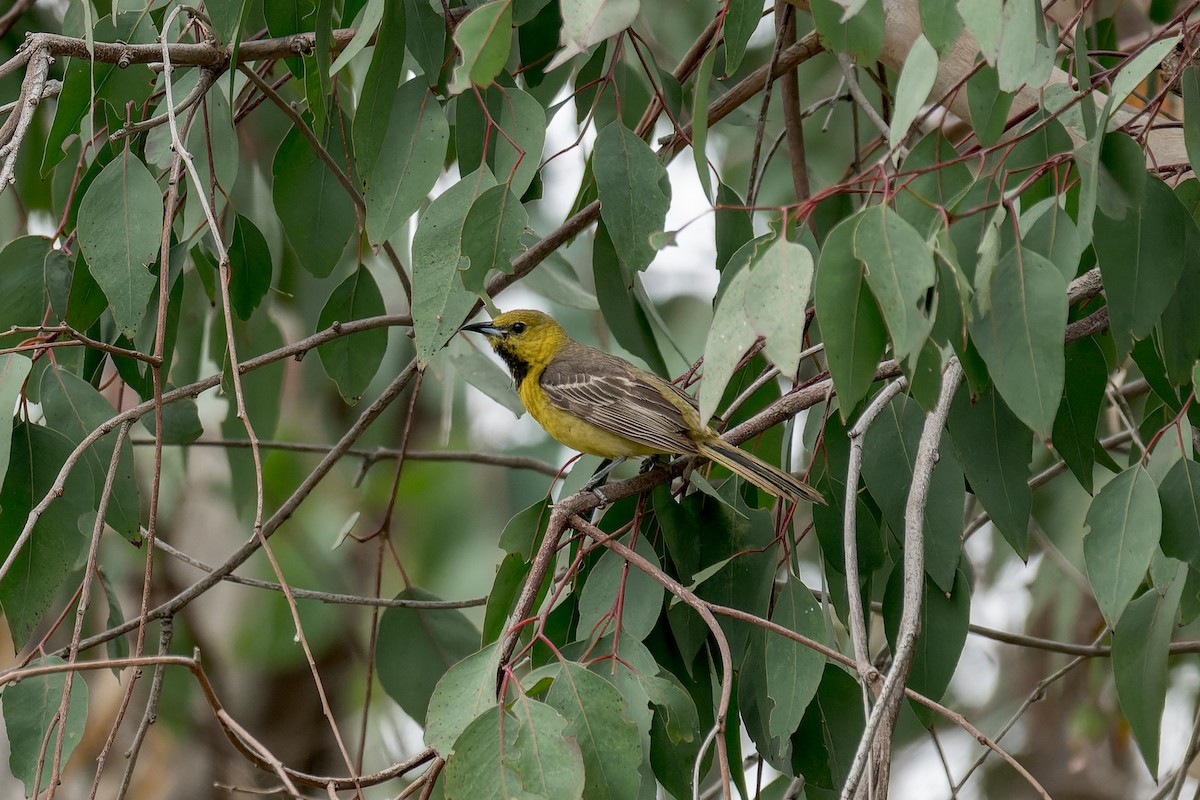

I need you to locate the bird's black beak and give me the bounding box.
[461,320,505,338]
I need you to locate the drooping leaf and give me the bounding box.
[425,643,503,754]
[969,246,1066,437]
[3,656,89,796]
[890,35,938,151]
[75,151,163,338]
[365,79,451,245]
[316,266,388,404]
[353,0,406,182]
[851,205,936,361]
[593,122,671,272]
[460,185,529,292]
[1083,465,1162,627]
[492,88,547,197]
[548,0,640,70]
[577,535,664,642]
[1160,459,1200,569]
[449,0,514,94]
[0,354,32,490]
[764,580,826,746]
[226,214,273,321]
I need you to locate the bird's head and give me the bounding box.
[460,310,570,384]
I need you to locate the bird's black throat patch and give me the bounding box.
[495,343,530,389]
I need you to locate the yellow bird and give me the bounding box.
[461,309,824,503]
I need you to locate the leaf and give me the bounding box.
[1106,35,1181,122]
[0,425,92,647]
[577,535,664,642]
[1185,69,1200,178]
[1051,337,1107,493]
[994,0,1055,92]
[353,0,406,182]
[0,237,53,332]
[75,151,163,338]
[1022,198,1083,282]
[492,88,547,197]
[376,589,481,726]
[1094,176,1193,356]
[809,0,884,63]
[593,123,671,272]
[722,0,760,75]
[329,0,384,76]
[405,0,449,83]
[1083,465,1162,627]
[890,36,938,151]
[442,701,586,800]
[860,395,964,592]
[460,185,529,292]
[412,170,498,364]
[969,246,1066,437]
[966,64,1014,146]
[1160,459,1200,568]
[851,205,936,361]
[764,581,826,745]
[39,367,140,540]
[548,0,640,71]
[316,266,387,404]
[425,644,503,754]
[592,222,668,376]
[271,119,357,278]
[0,354,31,489]
[790,665,865,789]
[883,569,970,724]
[700,234,814,422]
[3,656,89,796]
[449,0,513,94]
[691,49,716,202]
[947,386,1032,556]
[1112,567,1185,775]
[227,214,273,321]
[365,79,451,245]
[815,222,887,418]
[920,0,964,56]
[541,661,647,800]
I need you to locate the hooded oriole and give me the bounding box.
[462,309,824,503]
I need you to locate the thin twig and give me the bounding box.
[0,43,50,191]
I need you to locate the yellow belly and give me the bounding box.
[520,380,662,459]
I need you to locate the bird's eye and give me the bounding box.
[510,322,527,334]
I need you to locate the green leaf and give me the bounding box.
[994,0,1055,91]
[920,0,964,56]
[365,79,451,245]
[316,266,387,404]
[809,0,884,63]
[329,0,384,76]
[883,569,970,724]
[1083,465,1162,627]
[405,0,448,83]
[1051,337,1107,493]
[1021,198,1083,282]
[3,656,89,796]
[1159,459,1200,568]
[541,661,647,800]
[0,237,53,331]
[966,64,1014,146]
[722,0,760,75]
[890,36,938,150]
[592,222,668,376]
[548,0,640,70]
[227,214,273,321]
[413,170,498,364]
[1185,69,1200,177]
[1158,184,1200,384]
[1113,567,1185,775]
[593,123,671,272]
[443,701,586,800]
[700,235,813,421]
[40,367,140,540]
[460,185,529,292]
[304,0,334,138]
[353,0,406,183]
[691,49,716,202]
[764,581,826,745]
[947,386,1032,556]
[790,665,865,789]
[0,354,31,490]
[969,246,1066,437]
[816,222,887,418]
[483,552,531,644]
[75,151,163,338]
[376,588,481,726]
[1106,35,1181,121]
[861,395,964,592]
[493,88,547,197]
[1094,174,1192,357]
[271,120,357,278]
[449,0,513,93]
[0,424,92,647]
[425,643,503,753]
[577,535,664,642]
[851,205,936,361]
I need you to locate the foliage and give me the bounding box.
[0,0,1197,798]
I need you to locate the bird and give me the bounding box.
[461,309,824,503]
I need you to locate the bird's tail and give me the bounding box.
[696,437,825,504]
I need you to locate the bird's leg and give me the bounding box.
[638,454,667,474]
[581,456,627,502]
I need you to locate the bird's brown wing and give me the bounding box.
[538,344,700,455]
